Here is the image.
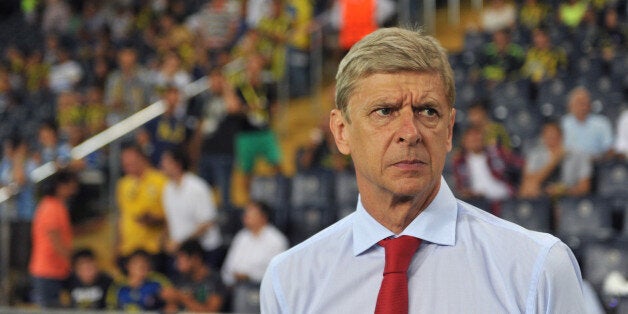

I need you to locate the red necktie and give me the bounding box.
[375,235,422,314]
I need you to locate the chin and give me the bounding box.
[391,176,438,196]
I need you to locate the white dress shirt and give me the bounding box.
[163,173,221,251]
[261,177,585,313]
[222,225,288,286]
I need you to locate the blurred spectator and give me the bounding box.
[597,7,627,64]
[256,0,291,80]
[286,0,314,97]
[245,0,272,28]
[56,91,83,136]
[452,126,522,202]
[106,4,135,45]
[138,85,194,166]
[518,0,550,32]
[519,121,592,198]
[106,249,176,311]
[521,27,567,91]
[296,113,351,171]
[329,0,395,51]
[477,28,525,85]
[615,109,628,157]
[576,6,601,55]
[559,0,589,29]
[36,120,72,167]
[221,200,288,287]
[160,148,223,270]
[163,239,227,312]
[80,2,107,37]
[29,170,79,308]
[151,13,195,68]
[65,248,113,309]
[1,135,37,221]
[82,56,111,91]
[151,52,191,94]
[104,47,150,122]
[41,0,71,36]
[561,87,614,159]
[115,142,168,273]
[24,50,50,93]
[466,100,512,150]
[193,70,248,208]
[48,48,83,94]
[481,0,516,34]
[233,53,283,193]
[83,86,109,136]
[186,0,240,66]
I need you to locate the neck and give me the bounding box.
[192,265,208,282]
[250,224,265,236]
[360,180,440,234]
[173,172,184,184]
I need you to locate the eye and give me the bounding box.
[375,107,393,116]
[417,107,439,117]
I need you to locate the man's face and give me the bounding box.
[127,255,150,282]
[159,153,179,179]
[121,149,142,177]
[569,90,591,121]
[175,253,193,274]
[75,257,99,285]
[541,125,562,149]
[330,72,455,201]
[242,203,267,231]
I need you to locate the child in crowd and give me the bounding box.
[163,239,227,312]
[65,248,113,309]
[107,249,176,311]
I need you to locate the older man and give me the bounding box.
[260,27,584,313]
[561,86,614,159]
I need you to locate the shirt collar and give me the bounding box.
[352,177,458,256]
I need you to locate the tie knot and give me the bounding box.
[379,235,421,274]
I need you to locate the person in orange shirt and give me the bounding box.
[29,169,79,308]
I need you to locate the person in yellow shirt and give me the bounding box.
[116,142,169,274]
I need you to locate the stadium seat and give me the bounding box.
[556,196,615,250]
[536,78,570,119]
[334,170,359,218]
[581,240,628,300]
[231,281,261,314]
[289,169,337,245]
[250,175,291,233]
[595,160,628,198]
[500,197,552,233]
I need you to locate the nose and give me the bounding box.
[396,110,421,145]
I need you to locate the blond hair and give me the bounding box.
[335,27,455,121]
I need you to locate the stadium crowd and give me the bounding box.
[0,0,626,312]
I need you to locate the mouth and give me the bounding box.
[392,159,427,171]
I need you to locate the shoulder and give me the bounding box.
[146,169,169,185]
[456,200,561,253]
[267,214,353,271]
[184,173,211,190]
[589,114,613,127]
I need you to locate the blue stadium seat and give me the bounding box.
[556,196,615,249]
[334,170,359,218]
[289,169,336,245]
[536,78,571,119]
[500,197,552,233]
[250,175,291,233]
[595,160,628,198]
[231,281,261,314]
[581,240,628,299]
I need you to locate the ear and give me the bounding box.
[446,108,456,152]
[329,109,351,155]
